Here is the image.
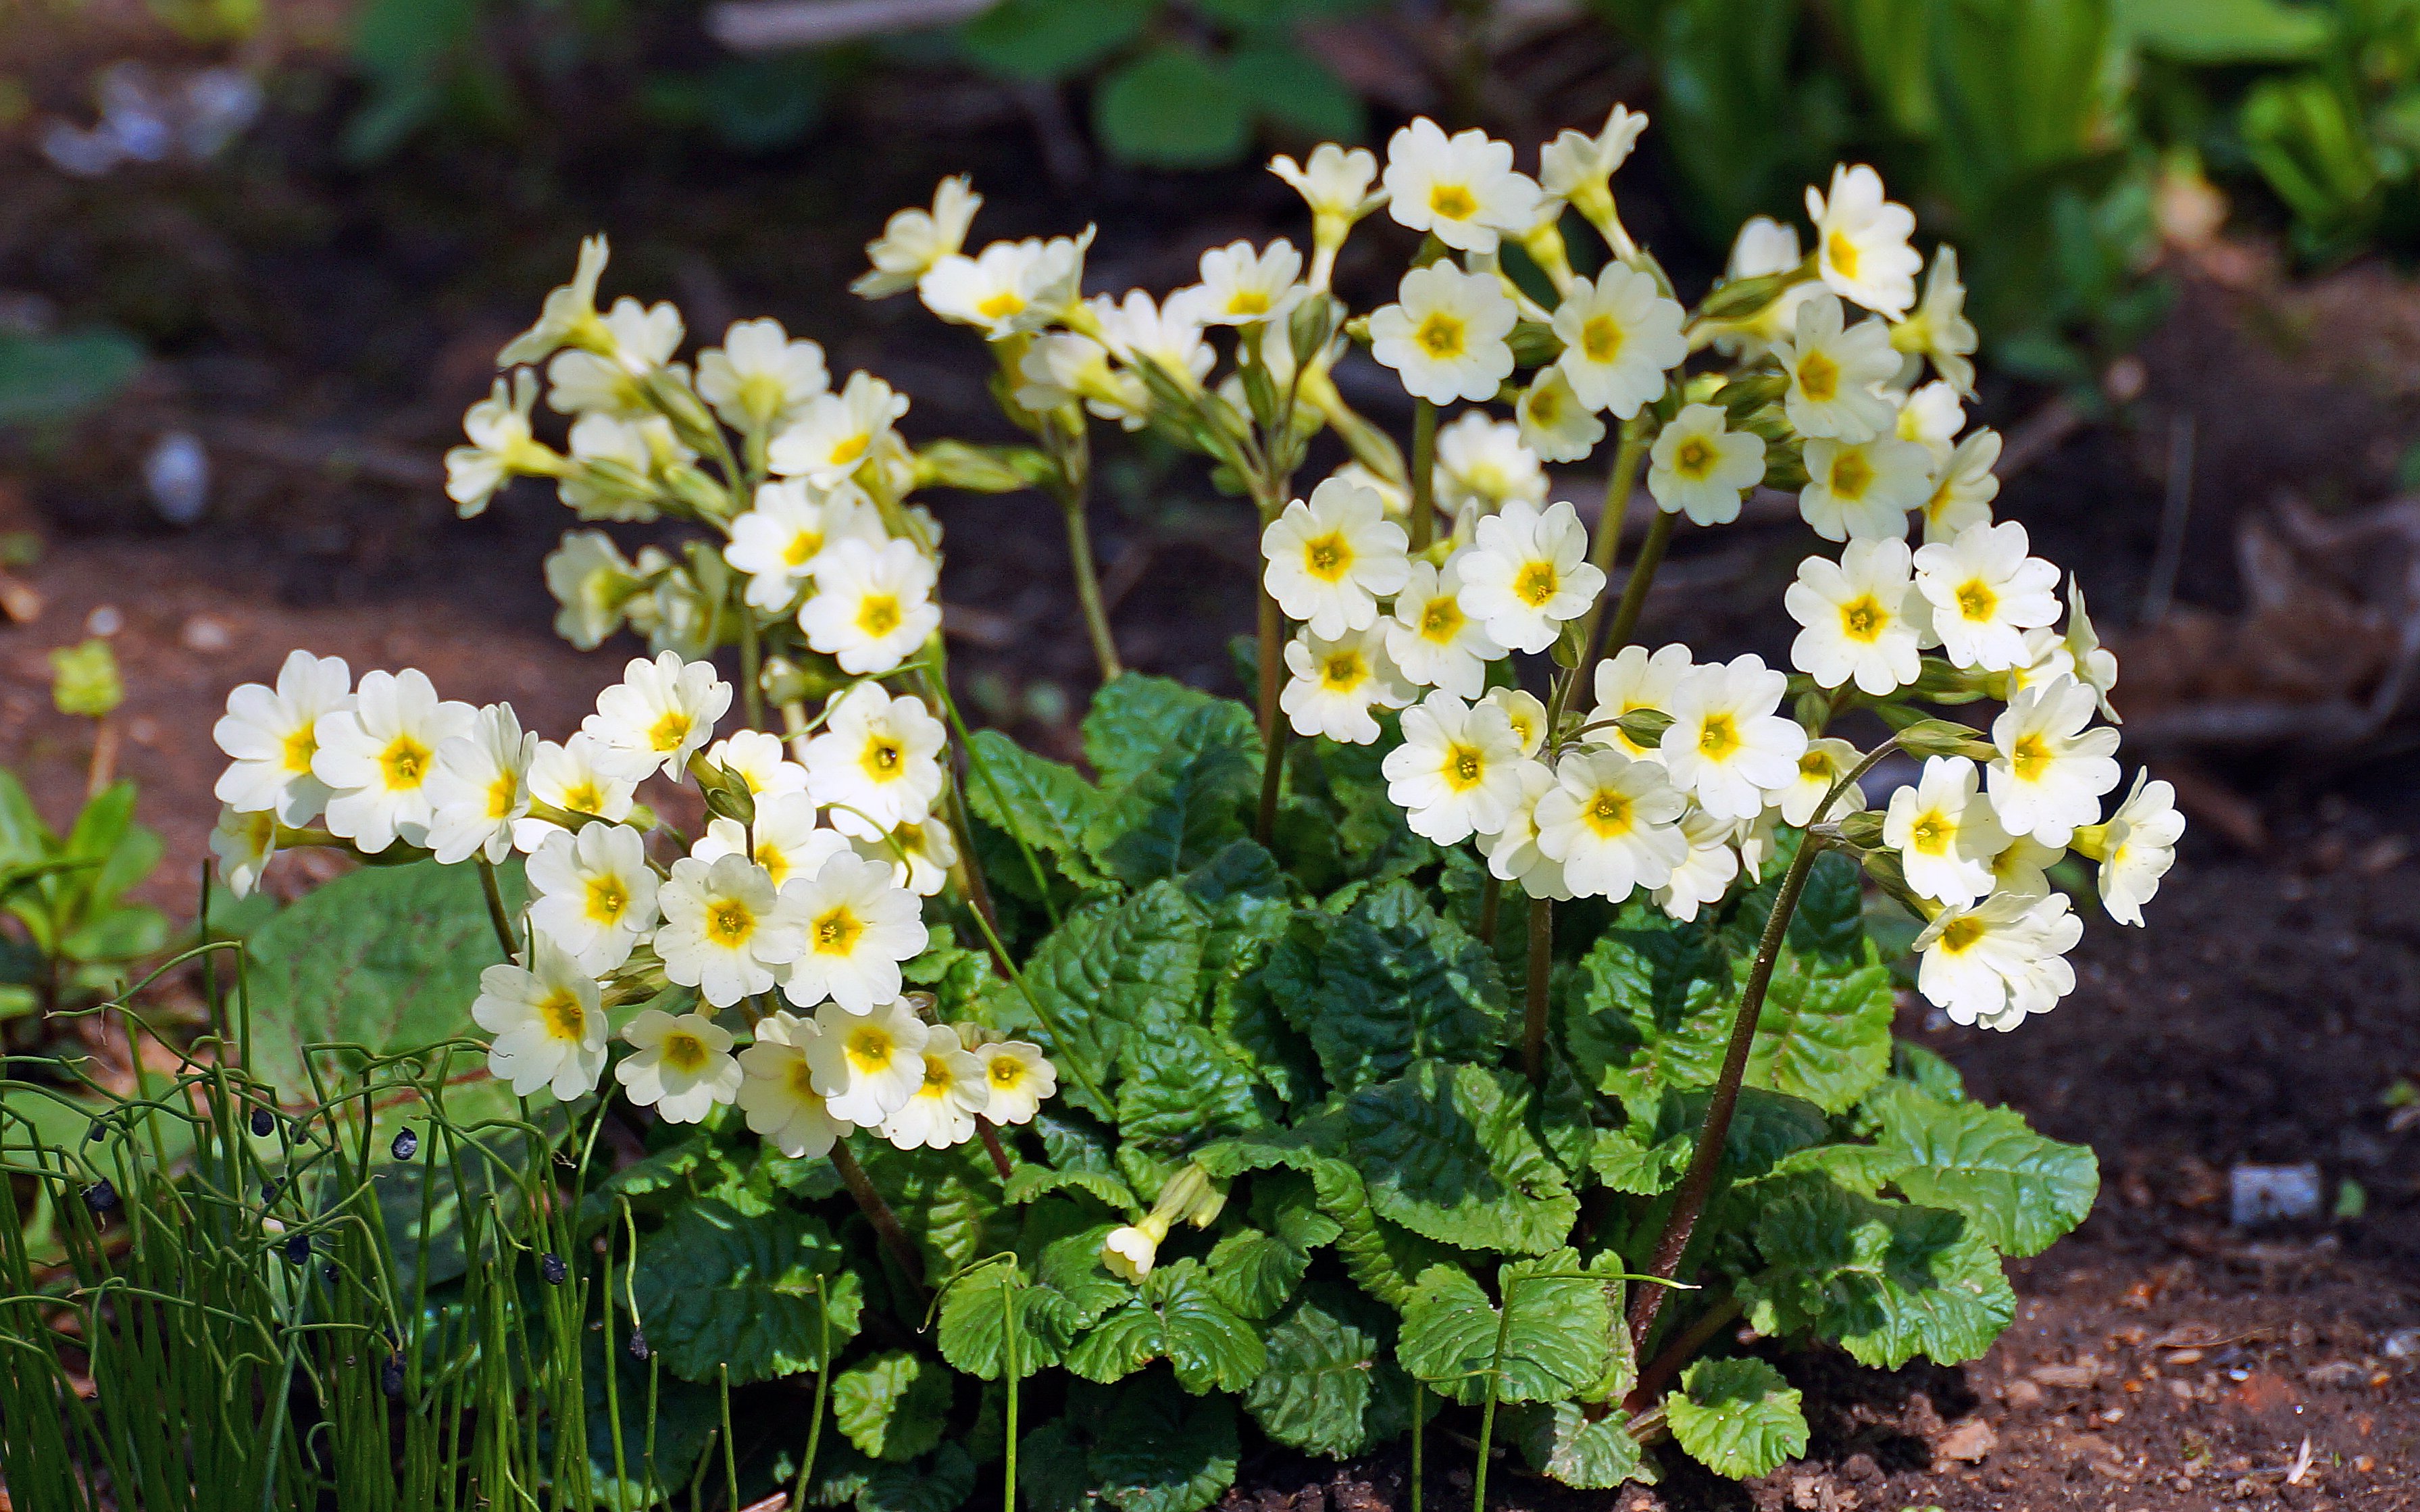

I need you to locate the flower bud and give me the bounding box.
[1101,1217,1169,1284]
[1613,708,1675,748]
[1832,811,1886,850]
[1889,717,1997,763]
[381,1355,407,1401]
[627,1329,651,1361]
[1288,291,1340,370]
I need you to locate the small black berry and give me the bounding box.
[249,1107,275,1138]
[85,1122,105,1142]
[540,1252,568,1286]
[322,1263,340,1285]
[282,1232,310,1265]
[381,1356,406,1400]
[390,1128,418,1161]
[82,1180,118,1215]
[626,1330,650,1361]
[261,1180,282,1205]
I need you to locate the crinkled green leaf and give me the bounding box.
[860,1142,1013,1278]
[938,1261,1065,1380]
[1745,951,1894,1114]
[1085,700,1261,886]
[1067,1257,1265,1394]
[1265,880,1506,1093]
[1865,1082,2098,1257]
[1515,1401,1646,1489]
[1783,849,1867,963]
[1563,902,1731,1124]
[1590,1122,1692,1195]
[1889,1038,1965,1101]
[1347,1061,1577,1255]
[1003,1164,1138,1214]
[1094,45,1251,169]
[632,1201,862,1384]
[1115,1021,1267,1157]
[1244,1284,1415,1458]
[980,882,1207,1117]
[1667,1357,1807,1479]
[902,931,996,1018]
[833,1351,950,1463]
[1205,1227,1306,1320]
[1084,1376,1239,1512]
[1308,1155,1453,1310]
[1395,1250,1610,1405]
[967,729,1110,890]
[1742,1175,2016,1368]
[955,0,1151,80]
[857,1443,976,1512]
[1082,674,1228,786]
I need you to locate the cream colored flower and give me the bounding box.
[1654,807,1741,923]
[1919,428,2001,544]
[528,822,660,974]
[1386,557,1505,698]
[447,372,559,517]
[877,1023,990,1151]
[850,815,959,898]
[1538,103,1648,241]
[545,530,643,650]
[544,296,683,417]
[2063,578,2120,722]
[779,852,928,1015]
[1890,245,1978,395]
[1773,293,1900,443]
[2079,771,2182,926]
[1778,736,1865,828]
[1015,332,1148,428]
[1988,835,2065,901]
[805,997,930,1126]
[1551,266,1685,419]
[1190,239,1303,326]
[1261,475,1411,639]
[1646,403,1765,526]
[615,1009,742,1124]
[972,1038,1055,1125]
[499,234,611,366]
[698,318,828,431]
[1433,410,1548,520]
[769,371,909,488]
[1382,692,1528,844]
[919,238,1050,336]
[705,730,810,801]
[1914,892,2081,1031]
[1913,520,2061,672]
[1280,625,1415,744]
[1882,755,2010,908]
[1476,757,1572,901]
[312,670,478,854]
[1712,216,1823,358]
[1894,380,1965,461]
[654,854,807,1008]
[1270,143,1380,287]
[209,804,277,901]
[690,792,847,891]
[475,938,608,1101]
[426,703,537,865]
[1381,117,1542,254]
[1454,499,1605,655]
[1588,642,1694,761]
[854,176,982,299]
[1785,537,1932,695]
[582,651,731,783]
[803,684,947,839]
[1368,263,1517,406]
[1103,1219,1168,1283]
[1807,163,1921,318]
[1657,655,1807,822]
[513,733,637,851]
[1987,677,2121,847]
[1515,367,1605,463]
[1532,747,1688,902]
[213,649,353,826]
[1482,686,1548,758]
[1093,288,1215,387]
[798,537,942,676]
[736,1010,852,1159]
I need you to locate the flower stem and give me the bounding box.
[1408,398,1438,552]
[1255,715,1288,849]
[1623,1292,1742,1413]
[956,885,1114,1116]
[1600,505,1673,668]
[738,609,765,732]
[1573,415,1649,684]
[1523,895,1553,1087]
[476,858,518,963]
[830,1138,926,1298]
[1051,419,1123,683]
[1478,874,1501,948]
[975,1115,1015,1182]
[1625,832,1822,1352]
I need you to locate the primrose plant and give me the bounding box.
[203,106,2177,1506]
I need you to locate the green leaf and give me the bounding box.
[1084,700,1260,886]
[1228,42,1364,140]
[1003,1164,1138,1214]
[1666,1357,1808,1478]
[1094,47,1250,169]
[1067,1258,1265,1394]
[1515,1401,1646,1488]
[1083,674,1227,786]
[1396,1251,1611,1405]
[967,730,1109,890]
[1347,1062,1578,1255]
[0,330,145,428]
[1889,1039,1965,1101]
[939,1262,1057,1380]
[1744,1176,2017,1368]
[1205,1227,1307,1320]
[1865,1083,2098,1257]
[1564,902,1732,1124]
[955,0,1153,80]
[243,859,520,1120]
[1783,849,1867,963]
[1745,953,1894,1114]
[981,882,1207,1117]
[1308,1155,1453,1310]
[633,1201,863,1384]
[1084,1376,1240,1512]
[1267,880,1507,1093]
[833,1351,951,1463]
[859,1443,976,1512]
[1244,1284,1414,1457]
[1115,1022,1267,1158]
[2116,0,2332,62]
[1589,1121,1692,1196]
[860,1141,1013,1278]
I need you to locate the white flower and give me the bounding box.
[1270,143,1380,286]
[1773,293,1900,443]
[1473,686,1542,757]
[1989,835,2065,900]
[2086,771,2182,926]
[583,651,731,784]
[447,372,557,517]
[1532,748,1688,901]
[1092,288,1213,385]
[1281,626,1415,744]
[1913,520,2061,672]
[1260,475,1410,638]
[876,1023,990,1151]
[1381,117,1542,253]
[851,815,959,898]
[736,1011,852,1159]
[311,670,477,854]
[209,805,278,901]
[1987,677,2121,847]
[1732,806,1782,884]
[1382,692,1528,844]
[804,684,947,840]
[515,733,638,851]
[1894,380,1965,461]
[1655,807,1741,922]
[1658,655,1808,822]
[655,855,807,1008]
[1882,755,2010,908]
[698,318,828,431]
[725,480,883,612]
[2063,577,2120,722]
[1433,411,1547,520]
[558,411,687,522]
[1915,892,2082,1031]
[1786,537,1932,695]
[1646,403,1765,526]
[1477,757,1572,901]
[1369,263,1518,406]
[692,792,847,891]
[1807,163,1921,318]
[1515,368,1605,463]
[918,239,1050,336]
[799,537,941,676]
[214,649,353,825]
[770,371,909,487]
[1712,216,1823,358]
[474,938,608,1101]
[1778,736,1865,828]
[1191,239,1303,325]
[1551,266,1685,419]
[1890,245,1978,395]
[426,703,537,865]
[2005,628,2075,701]
[1386,558,1505,698]
[705,729,810,800]
[1919,428,2000,544]
[806,998,930,1126]
[1455,499,1605,655]
[545,530,642,650]
[779,852,927,1015]
[1015,332,1148,427]
[527,822,660,974]
[1539,103,1648,235]
[1588,642,1694,761]
[615,1009,743,1124]
[1016,229,1094,328]
[545,297,683,417]
[499,234,610,367]
[855,176,982,299]
[1103,1221,1165,1283]
[972,1038,1055,1125]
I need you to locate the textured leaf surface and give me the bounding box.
[1115,1022,1267,1157]
[1746,952,1894,1113]
[1563,903,1731,1123]
[1067,1258,1265,1394]
[1395,1251,1610,1405]
[1086,1376,1240,1512]
[1263,880,1506,1093]
[967,729,1108,890]
[632,1201,861,1384]
[1744,1176,2017,1367]
[1206,1228,1307,1320]
[1515,1401,1646,1488]
[1667,1357,1808,1478]
[1084,700,1261,885]
[833,1351,950,1462]
[1347,1062,1577,1255]
[1244,1284,1413,1457]
[982,882,1207,1116]
[860,1141,1012,1277]
[1308,1155,1453,1310]
[1866,1084,2098,1256]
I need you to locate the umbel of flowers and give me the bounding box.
[202,103,2179,1494]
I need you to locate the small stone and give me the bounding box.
[1933,1417,1996,1463]
[2229,1163,2323,1226]
[2379,1326,2420,1360]
[2004,1378,2043,1408]
[85,604,122,636]
[179,615,231,653]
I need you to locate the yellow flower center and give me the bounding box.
[1838,595,1885,642]
[1443,743,1485,791]
[782,528,824,568]
[1529,386,1562,424]
[1302,532,1353,583]
[1514,561,1559,608]
[1696,713,1740,761]
[1584,788,1634,838]
[988,1056,1026,1089]
[1955,578,1996,622]
[1825,228,1861,281]
[1673,436,1714,478]
[660,1031,709,1074]
[1796,349,1839,404]
[2011,732,2052,782]
[1828,447,1874,500]
[811,905,863,957]
[845,1024,895,1073]
[1419,596,1463,643]
[861,736,905,782]
[1228,289,1270,316]
[975,289,1026,322]
[857,594,903,638]
[282,724,318,774]
[757,843,790,888]
[828,432,871,468]
[1505,709,1537,748]
[1798,750,1834,781]
[380,735,432,790]
[486,770,520,820]
[584,874,628,926]
[1414,311,1466,360]
[705,899,755,947]
[787,1057,820,1100]
[1581,314,1623,364]
[648,709,692,754]
[1428,182,1477,222]
[537,988,588,1043]
[561,779,605,815]
[1908,811,1951,855]
[1937,915,1986,953]
[1319,650,1366,690]
[919,1055,955,1094]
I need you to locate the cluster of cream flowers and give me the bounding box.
[207,644,1052,1150]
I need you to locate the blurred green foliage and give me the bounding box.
[0,775,168,1022]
